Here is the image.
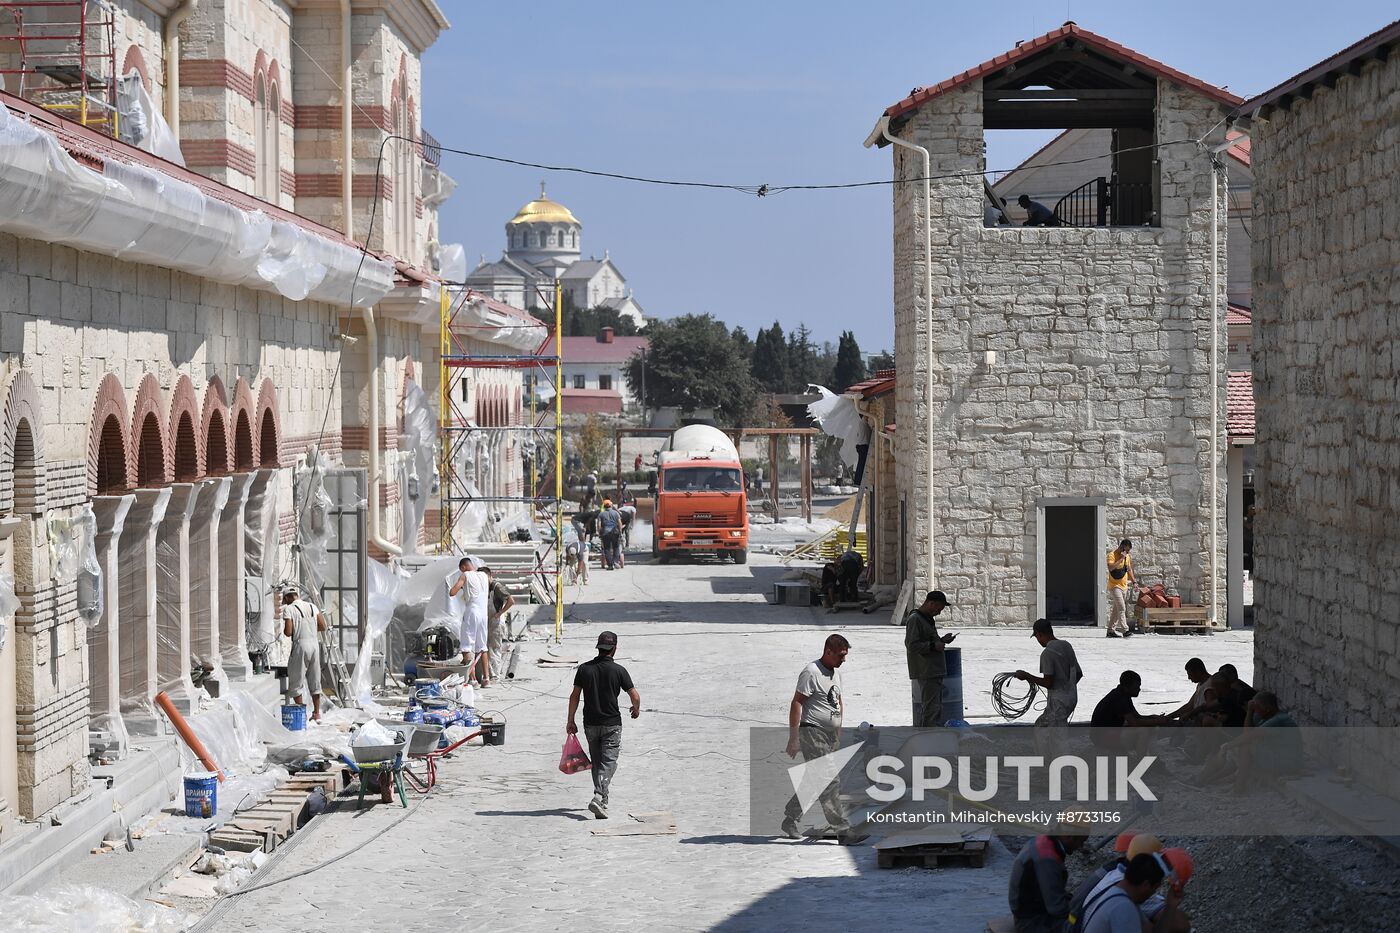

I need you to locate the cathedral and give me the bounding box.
[464,185,646,325]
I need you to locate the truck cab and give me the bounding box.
[652,431,749,563]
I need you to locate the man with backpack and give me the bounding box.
[598,499,624,570]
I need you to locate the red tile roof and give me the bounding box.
[1227,370,1254,439]
[1225,132,1251,168]
[558,335,649,365]
[1227,303,1252,326]
[884,24,1242,120]
[1244,19,1400,116]
[562,388,622,415]
[845,369,896,398]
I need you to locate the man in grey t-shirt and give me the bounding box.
[1016,618,1082,726]
[781,634,867,846]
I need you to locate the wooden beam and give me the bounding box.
[984,88,1155,100]
[984,101,1154,129]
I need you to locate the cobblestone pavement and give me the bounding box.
[202,544,1253,933]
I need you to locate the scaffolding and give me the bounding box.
[0,1,119,135]
[438,283,565,641]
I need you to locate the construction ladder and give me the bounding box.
[320,628,352,701]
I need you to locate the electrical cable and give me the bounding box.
[991,671,1041,720]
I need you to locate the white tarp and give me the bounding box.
[807,385,872,468]
[0,101,394,307]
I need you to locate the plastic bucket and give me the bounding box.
[281,703,307,731]
[413,679,441,698]
[184,772,218,818]
[481,722,505,746]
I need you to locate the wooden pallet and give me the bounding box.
[1144,622,1215,635]
[208,772,340,854]
[1138,606,1217,633]
[876,836,988,869]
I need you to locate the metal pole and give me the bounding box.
[554,279,564,643]
[615,431,622,501]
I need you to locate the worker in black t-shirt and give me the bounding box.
[567,631,641,820]
[1090,670,1163,754]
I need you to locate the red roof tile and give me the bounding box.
[1225,132,1251,168]
[884,24,1242,120]
[1227,303,1252,326]
[1244,19,1400,116]
[1227,370,1254,439]
[561,388,622,415]
[845,368,896,398]
[558,335,649,364]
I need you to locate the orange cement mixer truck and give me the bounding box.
[652,424,749,564]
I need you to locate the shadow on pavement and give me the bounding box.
[679,833,790,846]
[475,808,591,822]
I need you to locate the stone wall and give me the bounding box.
[889,80,1230,625]
[1251,52,1400,726]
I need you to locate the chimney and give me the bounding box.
[599,326,614,344]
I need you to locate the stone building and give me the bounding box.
[0,0,487,880]
[866,25,1234,627]
[1242,21,1400,727]
[464,186,646,325]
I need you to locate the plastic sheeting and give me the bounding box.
[116,70,185,166]
[807,385,872,469]
[0,100,394,307]
[245,489,285,667]
[52,505,103,626]
[454,289,548,351]
[437,242,467,283]
[349,559,406,709]
[0,885,191,932]
[0,569,16,653]
[295,449,337,597]
[398,378,439,556]
[153,534,199,714]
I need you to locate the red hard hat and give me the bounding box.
[1162,847,1193,890]
[1113,832,1137,854]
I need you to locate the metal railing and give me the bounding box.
[421,128,441,167]
[1053,177,1155,227]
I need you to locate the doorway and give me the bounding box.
[1037,499,1104,625]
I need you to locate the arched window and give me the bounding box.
[394,103,415,258]
[254,74,279,201]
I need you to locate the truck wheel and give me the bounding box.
[732,548,748,564]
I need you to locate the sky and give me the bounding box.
[422,1,1395,353]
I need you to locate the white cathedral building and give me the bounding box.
[465,185,646,326]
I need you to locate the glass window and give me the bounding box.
[598,374,612,391]
[573,375,585,389]
[661,467,741,491]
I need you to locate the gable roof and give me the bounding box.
[1243,19,1400,118]
[1227,303,1252,327]
[560,258,624,282]
[883,23,1242,122]
[559,334,649,365]
[466,260,526,282]
[1227,370,1254,439]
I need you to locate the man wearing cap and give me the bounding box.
[904,590,956,727]
[1016,619,1083,727]
[567,631,641,819]
[281,588,328,722]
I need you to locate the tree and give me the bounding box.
[730,325,753,361]
[787,323,824,391]
[832,331,867,391]
[868,349,895,373]
[751,322,790,393]
[623,314,756,426]
[576,413,610,475]
[532,302,641,337]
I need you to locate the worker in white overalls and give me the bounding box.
[282,587,328,722]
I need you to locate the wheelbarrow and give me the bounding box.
[351,725,415,808]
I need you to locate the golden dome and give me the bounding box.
[508,183,580,226]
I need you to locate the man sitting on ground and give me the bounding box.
[1090,671,1164,753]
[1195,691,1304,791]
[1164,657,1212,723]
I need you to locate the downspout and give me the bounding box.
[361,306,401,557]
[1208,154,1223,626]
[163,0,199,138]
[866,115,935,592]
[340,0,354,239]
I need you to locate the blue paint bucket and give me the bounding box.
[281,703,307,731]
[413,679,441,698]
[183,772,218,818]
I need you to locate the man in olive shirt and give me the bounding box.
[905,590,956,727]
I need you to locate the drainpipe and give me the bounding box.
[340,0,354,240]
[866,115,935,592]
[1206,135,1240,626]
[163,0,199,138]
[361,306,401,557]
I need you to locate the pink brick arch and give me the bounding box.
[201,376,232,477]
[131,372,171,487]
[121,46,150,90]
[168,374,203,483]
[89,373,133,496]
[230,377,257,471]
[255,377,282,468]
[0,368,46,515]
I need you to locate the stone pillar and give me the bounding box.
[0,517,20,840]
[244,469,278,662]
[217,474,255,679]
[89,494,133,758]
[117,488,171,735]
[155,484,198,714]
[189,477,231,671]
[1227,446,1245,630]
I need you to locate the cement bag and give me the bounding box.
[559,734,591,774]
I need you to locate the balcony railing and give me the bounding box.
[421,128,441,167]
[1054,177,1155,227]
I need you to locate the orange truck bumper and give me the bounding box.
[656,529,747,551]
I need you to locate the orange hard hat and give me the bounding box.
[1113,832,1137,854]
[1162,847,1193,890]
[1127,833,1163,859]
